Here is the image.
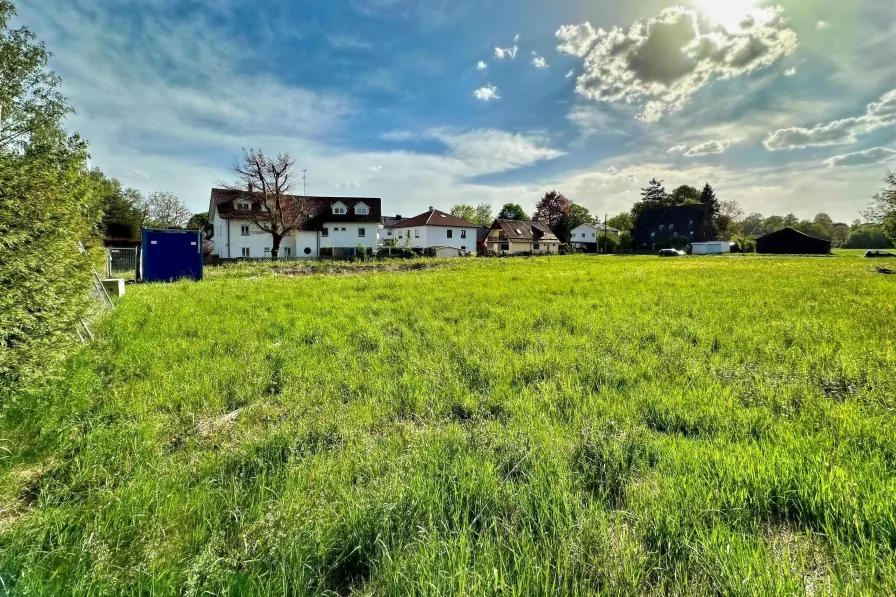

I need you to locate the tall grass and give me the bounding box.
[1,255,894,595]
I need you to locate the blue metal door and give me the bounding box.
[142,229,203,282]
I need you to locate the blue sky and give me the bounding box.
[15,0,896,221]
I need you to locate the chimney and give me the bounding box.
[429,206,434,211]
[248,182,254,194]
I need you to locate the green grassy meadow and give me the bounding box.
[1,254,895,596]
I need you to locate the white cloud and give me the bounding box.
[684,138,739,156]
[823,147,896,168]
[624,174,637,183]
[555,22,601,57]
[334,181,360,189]
[476,60,487,70]
[556,7,797,122]
[566,105,619,136]
[327,34,373,51]
[514,34,520,42]
[370,166,382,172]
[607,166,618,174]
[764,88,896,150]
[816,21,827,30]
[565,69,575,79]
[784,67,797,76]
[473,84,500,101]
[667,144,687,152]
[531,55,548,69]
[494,45,518,59]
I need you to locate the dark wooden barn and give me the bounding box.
[632,203,713,250]
[756,227,832,255]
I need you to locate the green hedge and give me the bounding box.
[0,130,102,392]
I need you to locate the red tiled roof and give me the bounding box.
[388,209,479,229]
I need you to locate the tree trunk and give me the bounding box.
[271,234,283,261]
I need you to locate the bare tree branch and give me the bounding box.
[219,148,314,259]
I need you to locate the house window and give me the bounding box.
[241,247,250,257]
[355,204,369,215]
[358,228,366,237]
[447,230,453,239]
[333,203,347,215]
[414,229,420,238]
[284,247,292,257]
[461,246,467,250]
[659,225,665,231]
[322,227,329,237]
[241,225,250,236]
[582,233,586,238]
[461,230,467,239]
[341,227,347,232]
[236,201,250,210]
[669,224,674,230]
[533,243,540,250]
[304,247,312,255]
[264,248,271,255]
[592,233,596,238]
[387,230,393,236]
[650,232,655,238]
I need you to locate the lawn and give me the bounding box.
[1,255,894,596]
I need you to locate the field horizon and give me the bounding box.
[1,254,894,596]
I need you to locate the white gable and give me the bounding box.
[332,201,347,215]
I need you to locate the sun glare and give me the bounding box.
[695,0,759,30]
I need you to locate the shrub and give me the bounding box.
[0,129,102,391]
[597,233,619,254]
[844,226,893,249]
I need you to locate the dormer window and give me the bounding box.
[236,201,251,210]
[355,202,369,215]
[332,201,347,215]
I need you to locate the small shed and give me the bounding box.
[756,227,832,255]
[691,241,731,255]
[141,229,204,282]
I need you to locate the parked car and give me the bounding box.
[865,250,896,258]
[658,249,686,257]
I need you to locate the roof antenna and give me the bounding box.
[301,169,308,197]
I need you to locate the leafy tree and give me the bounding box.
[497,203,528,221]
[597,233,618,254]
[187,212,210,233]
[863,171,896,243]
[812,213,834,239]
[617,230,633,252]
[671,185,699,205]
[568,202,593,231]
[607,211,634,232]
[144,191,190,229]
[631,178,670,220]
[782,213,799,227]
[1,1,102,390]
[0,1,69,152]
[716,199,744,239]
[741,213,765,237]
[451,203,493,228]
[533,190,571,243]
[87,168,143,240]
[844,225,894,249]
[831,223,850,245]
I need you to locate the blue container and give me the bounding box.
[141,229,204,282]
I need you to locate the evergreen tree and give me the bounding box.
[699,183,719,217]
[631,178,670,220]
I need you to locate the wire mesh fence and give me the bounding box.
[107,247,138,278]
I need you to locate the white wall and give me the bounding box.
[571,224,599,245]
[319,222,377,252]
[390,225,477,253]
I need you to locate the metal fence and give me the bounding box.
[107,247,138,277]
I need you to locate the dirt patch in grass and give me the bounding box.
[272,261,451,277]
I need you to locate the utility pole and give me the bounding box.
[301,170,308,197]
[604,213,608,254]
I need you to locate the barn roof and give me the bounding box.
[633,203,712,244]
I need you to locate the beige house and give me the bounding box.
[485,220,560,255]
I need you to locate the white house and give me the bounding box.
[570,223,620,253]
[208,189,382,258]
[386,208,479,256]
[485,220,560,255]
